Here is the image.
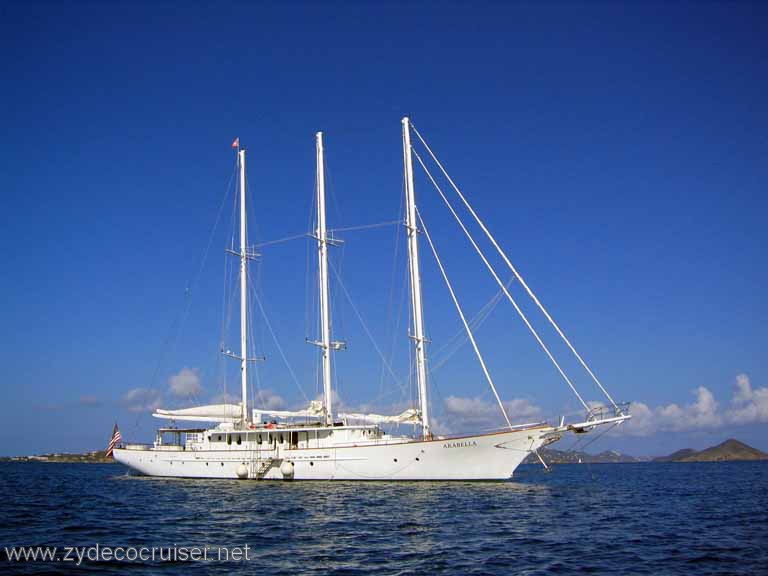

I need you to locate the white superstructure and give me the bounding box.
[114,119,630,480]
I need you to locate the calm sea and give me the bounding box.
[0,461,766,575]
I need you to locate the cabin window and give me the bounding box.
[227,435,232,445]
[236,435,242,445]
[279,434,284,444]
[257,434,262,445]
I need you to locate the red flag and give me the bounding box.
[105,423,122,458]
[231,137,240,149]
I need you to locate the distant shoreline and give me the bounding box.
[0,451,115,464]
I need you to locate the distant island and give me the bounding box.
[522,447,645,465]
[653,439,768,462]
[0,450,114,463]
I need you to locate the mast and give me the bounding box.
[238,148,249,426]
[316,132,334,426]
[402,117,430,438]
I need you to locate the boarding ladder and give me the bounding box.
[248,446,275,480]
[253,458,274,479]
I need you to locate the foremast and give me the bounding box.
[402,117,431,439]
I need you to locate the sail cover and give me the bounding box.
[152,404,241,423]
[339,408,421,424]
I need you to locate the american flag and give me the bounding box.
[105,423,122,458]
[231,137,240,149]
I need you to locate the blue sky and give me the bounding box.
[1,2,766,457]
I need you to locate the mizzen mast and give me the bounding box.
[402,117,431,438]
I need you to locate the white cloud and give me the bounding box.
[210,391,240,404]
[505,398,543,420]
[623,401,655,436]
[442,395,542,432]
[726,373,768,424]
[168,368,202,397]
[210,389,286,412]
[734,374,753,404]
[432,374,765,438]
[687,386,722,428]
[619,374,767,436]
[622,386,721,436]
[122,388,163,413]
[253,389,285,411]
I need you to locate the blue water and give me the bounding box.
[0,461,766,575]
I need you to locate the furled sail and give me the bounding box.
[152,404,241,423]
[252,400,325,422]
[339,408,421,424]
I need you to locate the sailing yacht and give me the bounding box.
[113,119,630,480]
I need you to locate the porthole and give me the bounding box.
[393,458,398,462]
[415,457,420,461]
[310,462,314,466]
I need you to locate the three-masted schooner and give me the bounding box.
[114,119,630,480]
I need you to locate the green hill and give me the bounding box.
[523,447,642,464]
[653,448,699,462]
[654,439,768,462]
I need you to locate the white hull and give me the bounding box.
[114,426,558,481]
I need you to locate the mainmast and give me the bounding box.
[316,132,334,426]
[402,117,431,438]
[238,148,249,426]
